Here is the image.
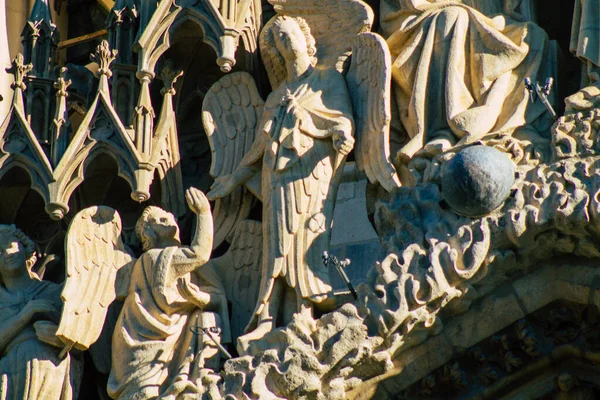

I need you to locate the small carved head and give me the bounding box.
[557,372,577,392]
[0,225,38,281]
[261,15,317,78]
[135,206,180,251]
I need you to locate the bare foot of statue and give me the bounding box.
[236,320,274,356]
[565,83,600,114]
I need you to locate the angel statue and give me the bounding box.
[47,188,230,400]
[0,225,81,400]
[204,0,400,353]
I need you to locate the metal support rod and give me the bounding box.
[525,77,557,121]
[57,30,108,51]
[190,315,232,360]
[203,328,232,360]
[323,251,358,300]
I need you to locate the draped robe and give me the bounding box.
[240,67,354,330]
[108,247,230,400]
[380,0,553,158]
[571,0,600,83]
[0,281,78,400]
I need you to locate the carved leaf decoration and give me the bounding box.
[418,374,436,396]
[345,32,401,192]
[502,351,522,372]
[477,366,498,386]
[442,362,467,391]
[56,206,135,351]
[545,306,583,344]
[516,319,539,357]
[202,72,264,248]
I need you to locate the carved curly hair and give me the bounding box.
[260,15,318,89]
[135,206,179,251]
[0,225,38,279]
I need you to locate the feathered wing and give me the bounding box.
[202,72,265,249]
[346,32,401,192]
[262,0,374,88]
[210,220,263,342]
[56,206,134,351]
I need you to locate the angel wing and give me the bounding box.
[262,0,374,88]
[56,206,135,353]
[208,220,263,342]
[345,32,401,192]
[202,72,264,249]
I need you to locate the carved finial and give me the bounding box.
[90,40,118,78]
[111,0,137,21]
[158,60,183,96]
[7,54,33,91]
[54,67,72,97]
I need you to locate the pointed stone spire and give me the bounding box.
[22,0,57,78]
[135,0,157,43]
[155,60,185,217]
[51,67,72,166]
[28,0,54,27]
[107,0,139,125]
[113,0,137,11]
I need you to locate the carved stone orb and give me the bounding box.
[441,145,515,217]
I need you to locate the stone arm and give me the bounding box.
[207,129,267,200]
[169,188,214,278]
[231,127,268,184]
[0,299,57,353]
[177,278,223,311]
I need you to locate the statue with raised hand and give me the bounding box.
[48,188,230,400]
[106,188,230,399]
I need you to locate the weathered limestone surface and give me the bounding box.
[3,0,600,399]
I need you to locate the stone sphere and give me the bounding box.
[441,145,515,217]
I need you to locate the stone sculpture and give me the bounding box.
[380,0,555,160]
[204,0,401,352]
[3,187,229,400]
[7,0,600,399]
[566,0,600,112]
[107,189,230,399]
[0,225,81,400]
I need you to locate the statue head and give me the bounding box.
[557,373,576,392]
[135,206,181,251]
[0,225,38,282]
[261,15,317,79]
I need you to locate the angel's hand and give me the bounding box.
[21,299,60,323]
[33,321,63,348]
[206,175,239,201]
[186,188,211,214]
[333,130,355,156]
[177,278,210,308]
